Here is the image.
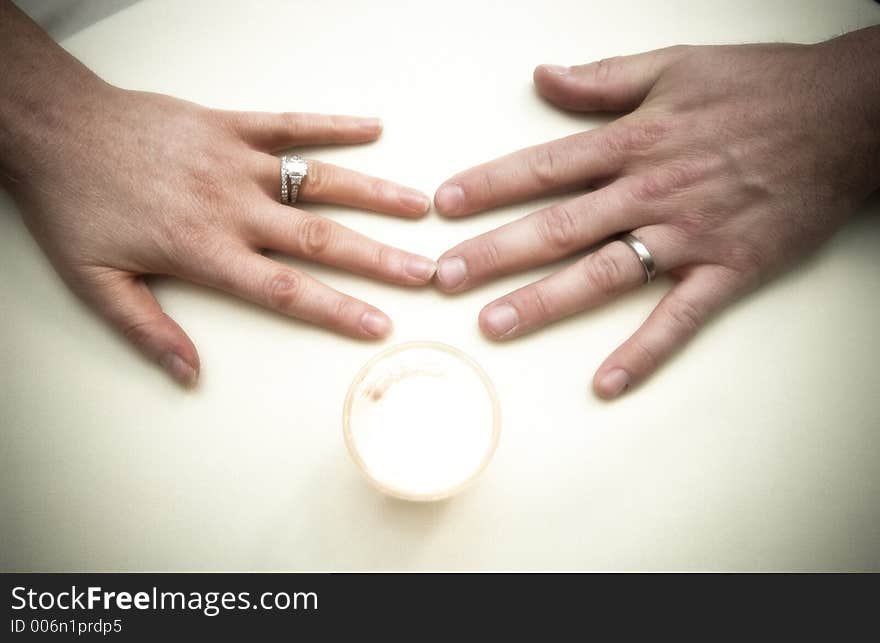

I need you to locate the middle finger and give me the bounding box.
[249,202,438,286]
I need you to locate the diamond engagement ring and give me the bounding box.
[619,233,657,283]
[280,154,308,205]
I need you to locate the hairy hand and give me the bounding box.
[434,30,880,398]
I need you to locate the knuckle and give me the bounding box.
[209,108,239,136]
[654,45,692,73]
[592,57,617,84]
[697,150,731,179]
[527,145,561,189]
[527,286,554,320]
[266,270,302,311]
[374,244,397,275]
[669,210,711,239]
[280,112,303,135]
[298,214,333,256]
[471,237,502,273]
[661,162,703,192]
[537,203,580,251]
[328,114,347,134]
[629,173,668,203]
[369,177,392,204]
[474,170,499,202]
[122,316,160,349]
[330,296,357,325]
[605,117,669,157]
[662,296,703,335]
[665,44,692,59]
[630,160,705,203]
[589,58,619,110]
[629,337,660,373]
[583,251,624,298]
[721,243,765,274]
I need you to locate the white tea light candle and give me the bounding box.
[343,342,500,501]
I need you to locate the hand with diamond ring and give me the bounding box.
[433,27,880,399]
[0,1,435,387]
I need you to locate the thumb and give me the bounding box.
[533,45,687,112]
[86,272,200,387]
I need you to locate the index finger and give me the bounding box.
[433,125,624,217]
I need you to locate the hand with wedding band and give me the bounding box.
[0,1,435,387]
[434,29,880,398]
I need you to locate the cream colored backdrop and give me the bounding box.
[1,0,879,571]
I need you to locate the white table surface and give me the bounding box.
[2,0,879,571]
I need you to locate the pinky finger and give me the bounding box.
[593,266,742,399]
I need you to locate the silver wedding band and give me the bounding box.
[280,154,308,205]
[619,233,656,283]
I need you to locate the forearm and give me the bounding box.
[0,0,109,182]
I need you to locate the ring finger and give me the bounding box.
[478,226,686,340]
[256,154,430,218]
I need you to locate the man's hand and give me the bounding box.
[434,28,880,398]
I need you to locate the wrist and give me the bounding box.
[0,0,114,184]
[0,70,114,184]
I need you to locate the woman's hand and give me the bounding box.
[0,1,435,388]
[433,28,880,399]
[10,85,436,386]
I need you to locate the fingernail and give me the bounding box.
[483,303,519,337]
[360,117,382,130]
[404,255,437,281]
[435,183,465,215]
[436,256,467,290]
[541,64,569,75]
[361,310,392,337]
[400,189,430,214]
[160,353,198,388]
[598,368,629,398]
